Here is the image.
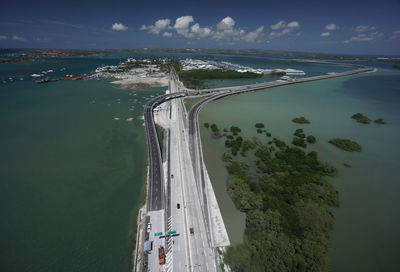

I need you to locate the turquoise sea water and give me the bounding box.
[199,67,400,271]
[0,56,164,271]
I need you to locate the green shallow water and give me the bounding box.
[199,69,400,271]
[0,79,164,271]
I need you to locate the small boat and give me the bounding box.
[35,78,58,84]
[31,74,44,78]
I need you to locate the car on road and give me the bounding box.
[171,174,174,179]
[147,223,151,233]
[177,203,180,209]
[190,227,194,235]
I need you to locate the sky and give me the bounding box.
[0,0,399,55]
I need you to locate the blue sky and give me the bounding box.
[0,0,399,55]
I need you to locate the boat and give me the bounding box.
[35,78,58,84]
[60,74,87,80]
[31,74,44,78]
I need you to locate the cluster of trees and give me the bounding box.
[170,59,182,72]
[329,138,362,152]
[351,113,387,125]
[292,129,316,148]
[178,68,262,89]
[351,113,371,124]
[205,122,340,271]
[374,118,387,124]
[292,117,310,124]
[210,123,221,137]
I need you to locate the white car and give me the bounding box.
[147,223,151,233]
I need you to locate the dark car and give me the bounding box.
[177,203,180,209]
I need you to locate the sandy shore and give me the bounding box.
[111,76,169,90]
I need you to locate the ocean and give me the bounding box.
[0,53,163,271]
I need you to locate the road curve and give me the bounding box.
[144,92,186,211]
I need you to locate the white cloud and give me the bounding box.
[355,25,376,32]
[325,24,338,30]
[345,25,382,43]
[269,20,300,38]
[0,35,8,40]
[269,28,291,38]
[173,16,194,38]
[391,30,400,39]
[271,20,286,30]
[112,23,128,31]
[345,31,382,43]
[242,26,264,42]
[321,32,330,37]
[191,23,211,38]
[217,16,235,31]
[287,21,300,28]
[12,35,25,41]
[141,19,171,35]
[141,15,264,43]
[213,16,241,40]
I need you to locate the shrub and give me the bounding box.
[306,135,316,143]
[329,138,362,152]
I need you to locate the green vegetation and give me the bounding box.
[204,123,210,128]
[184,97,205,112]
[178,68,262,89]
[306,135,316,143]
[292,116,310,124]
[170,59,182,72]
[255,123,265,128]
[374,118,387,124]
[329,138,362,152]
[256,128,263,134]
[351,113,371,124]
[210,124,221,137]
[266,132,272,137]
[204,122,341,271]
[205,125,340,271]
[292,137,307,148]
[230,126,242,135]
[0,58,33,63]
[294,128,306,138]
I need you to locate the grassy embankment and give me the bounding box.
[184,97,205,112]
[203,122,339,271]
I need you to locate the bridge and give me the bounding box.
[137,66,374,272]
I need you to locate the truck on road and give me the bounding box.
[158,246,165,265]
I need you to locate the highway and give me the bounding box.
[139,66,374,272]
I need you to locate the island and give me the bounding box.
[292,116,310,124]
[351,113,371,124]
[329,138,362,152]
[93,58,170,90]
